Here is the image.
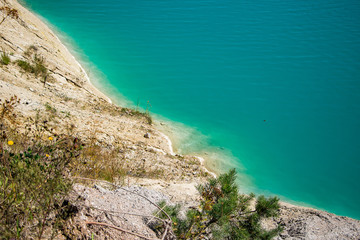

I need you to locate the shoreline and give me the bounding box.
[18,1,217,177]
[8,0,360,222]
[17,0,218,180]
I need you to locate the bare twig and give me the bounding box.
[161,224,169,240]
[147,203,168,225]
[85,221,158,240]
[82,204,165,223]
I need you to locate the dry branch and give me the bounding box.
[85,221,158,240]
[72,176,173,222]
[73,177,176,239]
[83,204,165,223]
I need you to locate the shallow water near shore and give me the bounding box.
[21,0,360,219]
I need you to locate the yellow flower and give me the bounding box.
[46,154,50,158]
[7,140,14,146]
[48,137,53,141]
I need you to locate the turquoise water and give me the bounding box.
[21,0,360,219]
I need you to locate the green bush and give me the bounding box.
[155,169,282,239]
[17,59,34,73]
[1,52,10,65]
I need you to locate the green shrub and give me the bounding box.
[155,169,282,239]
[17,59,34,73]
[1,52,10,65]
[16,55,48,80]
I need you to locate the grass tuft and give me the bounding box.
[33,54,47,77]
[1,51,10,65]
[17,59,34,73]
[17,52,48,81]
[121,107,153,125]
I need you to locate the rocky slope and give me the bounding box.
[0,0,359,239]
[266,202,360,240]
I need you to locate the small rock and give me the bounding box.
[144,133,150,139]
[128,145,137,150]
[94,184,109,194]
[29,88,34,92]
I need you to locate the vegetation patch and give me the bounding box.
[154,169,282,239]
[69,126,130,184]
[1,51,10,65]
[0,96,82,239]
[121,107,153,125]
[16,48,49,87]
[45,102,57,114]
[17,59,34,73]
[17,55,47,77]
[33,54,47,77]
